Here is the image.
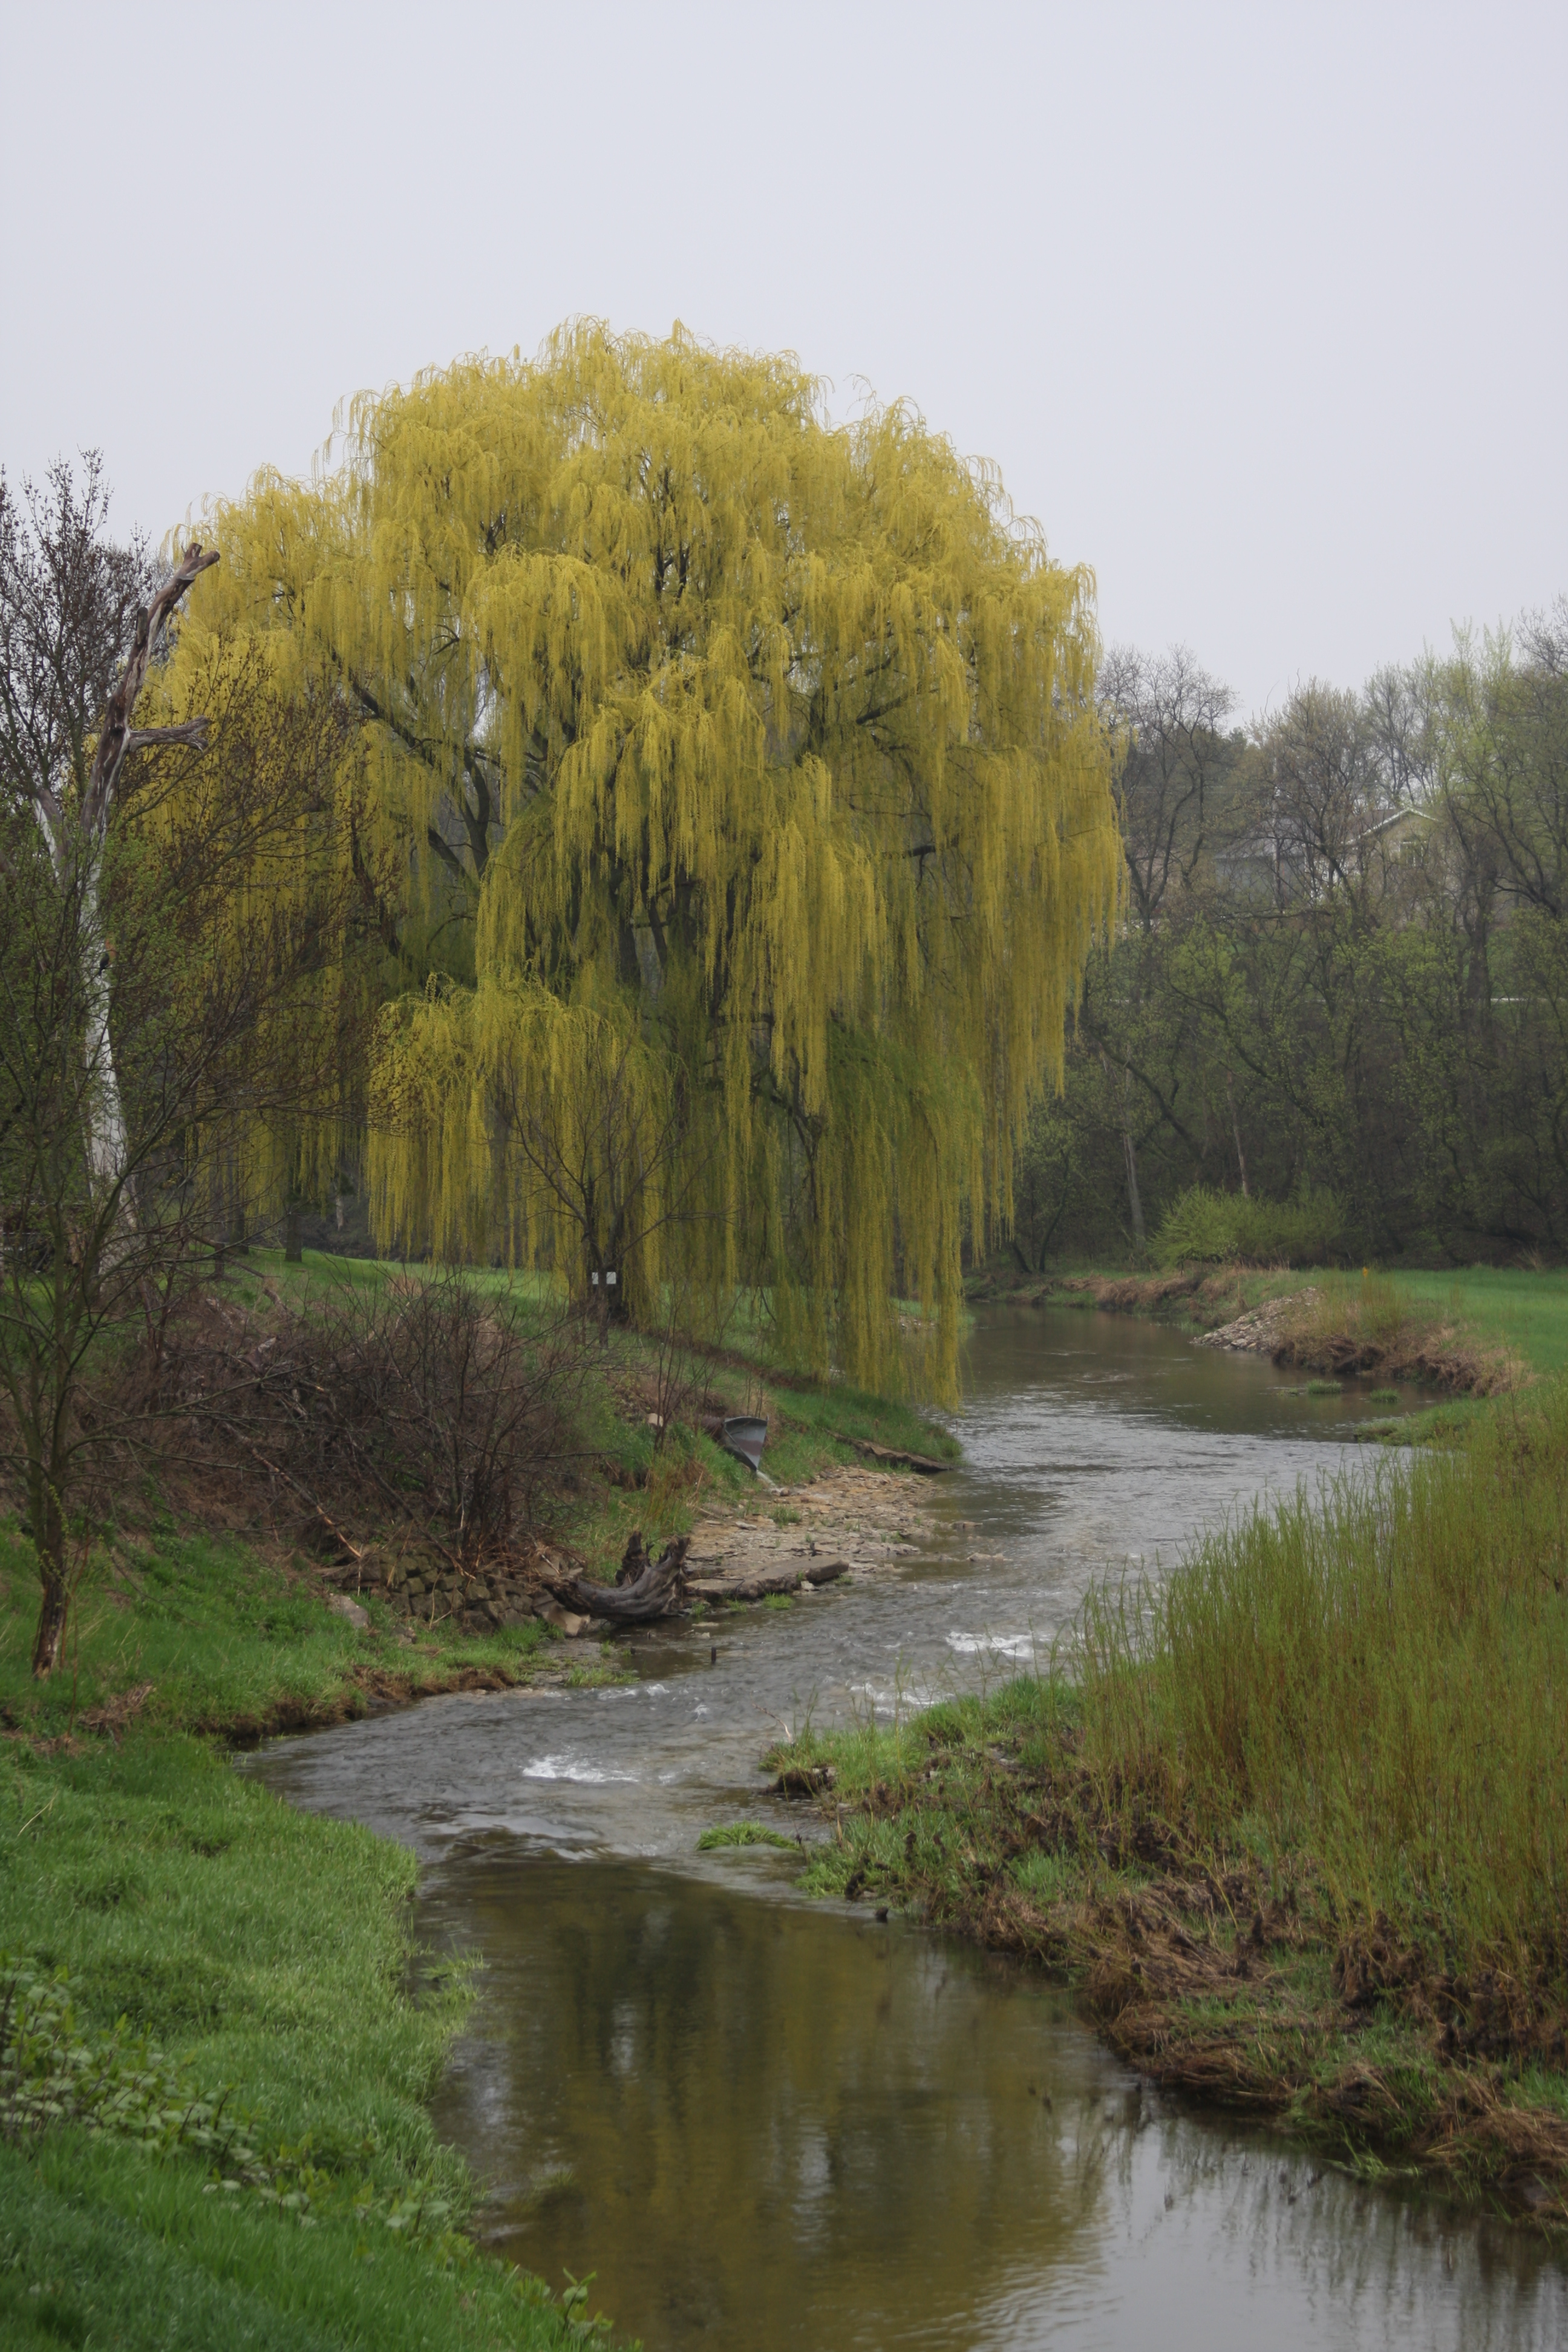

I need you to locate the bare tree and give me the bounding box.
[1099,644,1236,933]
[0,459,216,1207]
[0,464,355,1671]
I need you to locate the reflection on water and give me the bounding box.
[253,1308,1568,2348]
[426,1855,1563,2352]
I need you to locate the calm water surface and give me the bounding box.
[255,1309,1567,2348]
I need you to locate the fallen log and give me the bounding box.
[688,1566,802,1604]
[840,1436,952,1474]
[550,1536,690,1622]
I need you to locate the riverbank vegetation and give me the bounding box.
[0,1245,955,1748]
[0,1261,952,2345]
[774,1383,1568,2220]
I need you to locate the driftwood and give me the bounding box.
[688,1566,802,1604]
[550,1535,690,1622]
[841,1436,952,1474]
[688,1555,852,1604]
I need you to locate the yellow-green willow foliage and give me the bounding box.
[131,632,368,1229]
[183,322,1119,1392]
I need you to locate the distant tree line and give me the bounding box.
[1008,607,1568,1267]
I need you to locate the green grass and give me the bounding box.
[694,1821,797,1851]
[0,1523,557,1748]
[1073,1387,1568,1970]
[0,1735,611,2348]
[1375,1266,1568,1379]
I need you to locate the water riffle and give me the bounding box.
[253,1307,1568,2349]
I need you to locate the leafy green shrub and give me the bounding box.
[1152,1183,1345,1268]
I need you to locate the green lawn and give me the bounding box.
[0,1732,616,2348]
[1376,1266,1568,1378]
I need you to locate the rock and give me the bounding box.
[803,1558,850,1587]
[537,1600,592,1636]
[1196,1289,1318,1354]
[326,1593,370,1632]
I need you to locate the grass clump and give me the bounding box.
[696,1821,797,1851]
[1076,1394,1568,1984]
[0,1521,557,1749]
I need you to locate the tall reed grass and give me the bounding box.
[1075,1388,1568,1980]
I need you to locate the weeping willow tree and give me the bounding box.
[183,322,1119,1393]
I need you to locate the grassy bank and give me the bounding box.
[0,1266,953,2345]
[0,1497,628,2344]
[774,1384,1568,2222]
[0,1728,618,2348]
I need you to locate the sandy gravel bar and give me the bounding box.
[684,1465,942,1598]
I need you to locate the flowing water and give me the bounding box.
[254,1308,1567,2348]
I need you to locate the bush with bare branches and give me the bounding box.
[128,1276,589,1602]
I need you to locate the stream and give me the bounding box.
[253,1307,1568,2348]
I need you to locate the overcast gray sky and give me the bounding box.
[3,1,1563,717]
